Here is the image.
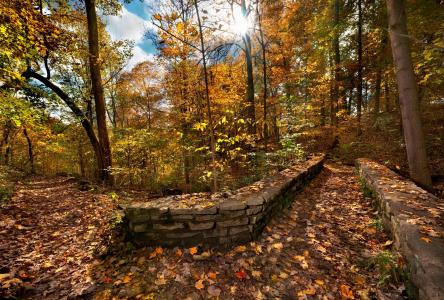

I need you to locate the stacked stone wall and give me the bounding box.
[123,155,325,248]
[357,159,444,300]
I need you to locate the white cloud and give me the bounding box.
[104,6,147,41]
[126,46,154,70]
[103,7,155,69]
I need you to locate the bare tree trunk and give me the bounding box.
[357,0,363,135]
[386,0,432,189]
[85,0,113,185]
[1,124,11,165]
[271,102,279,143]
[384,73,391,112]
[348,78,354,114]
[332,0,340,127]
[0,123,11,165]
[241,0,256,134]
[321,96,326,126]
[256,1,268,148]
[23,128,35,174]
[110,92,117,128]
[78,139,86,177]
[329,55,335,125]
[373,69,381,117]
[86,97,94,127]
[373,32,388,119]
[194,0,217,191]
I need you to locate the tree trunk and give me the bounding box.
[373,68,381,117]
[332,0,340,127]
[357,0,363,135]
[78,139,86,177]
[321,96,326,126]
[241,0,256,134]
[85,0,113,185]
[22,69,105,181]
[348,78,354,114]
[329,55,335,125]
[194,0,217,191]
[0,122,11,165]
[384,73,391,112]
[256,1,268,148]
[110,92,117,128]
[386,0,432,189]
[23,128,35,174]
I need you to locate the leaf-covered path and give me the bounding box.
[1,163,403,299]
[0,177,116,299]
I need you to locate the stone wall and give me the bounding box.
[356,159,444,300]
[123,155,325,248]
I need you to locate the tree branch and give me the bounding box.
[151,21,201,52]
[22,68,86,119]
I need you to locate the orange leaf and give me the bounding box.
[195,279,204,290]
[153,13,162,21]
[340,284,354,299]
[297,287,316,297]
[421,237,432,243]
[122,273,133,284]
[207,271,217,280]
[189,247,198,255]
[234,245,246,253]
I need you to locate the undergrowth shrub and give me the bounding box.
[368,250,407,287]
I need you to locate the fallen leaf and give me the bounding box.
[102,276,113,284]
[382,240,393,247]
[354,275,366,285]
[365,227,376,234]
[421,237,432,243]
[235,268,247,280]
[340,284,354,299]
[316,245,327,254]
[230,285,237,294]
[315,279,325,286]
[207,271,217,280]
[272,243,283,250]
[193,251,211,260]
[1,278,22,288]
[0,274,11,282]
[234,245,246,253]
[294,255,309,269]
[252,270,262,278]
[297,287,316,297]
[195,279,204,290]
[122,273,133,284]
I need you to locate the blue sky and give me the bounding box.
[103,1,156,69]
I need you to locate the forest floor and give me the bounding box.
[0,162,408,299]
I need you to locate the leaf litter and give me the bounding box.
[1,163,407,299]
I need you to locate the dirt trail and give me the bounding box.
[1,163,403,299]
[0,177,115,299]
